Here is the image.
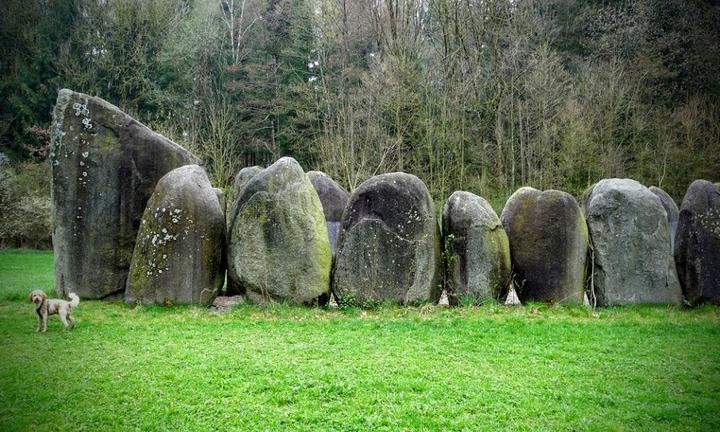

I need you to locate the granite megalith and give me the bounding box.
[50,89,196,299]
[442,191,511,305]
[227,157,331,304]
[674,180,720,305]
[332,173,441,306]
[500,187,588,304]
[125,165,225,305]
[307,171,349,254]
[583,179,681,306]
[649,186,680,251]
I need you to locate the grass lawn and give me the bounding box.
[1,249,720,431]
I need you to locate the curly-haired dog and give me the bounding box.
[29,290,79,332]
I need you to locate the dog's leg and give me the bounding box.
[66,311,75,329]
[35,309,42,332]
[42,310,48,332]
[59,309,70,330]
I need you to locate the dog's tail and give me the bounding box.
[68,293,80,308]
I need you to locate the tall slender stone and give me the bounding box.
[50,89,196,299]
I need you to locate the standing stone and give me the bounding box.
[442,191,511,305]
[307,171,350,254]
[674,180,720,305]
[125,165,225,305]
[50,89,196,299]
[649,186,680,251]
[225,166,263,295]
[227,157,331,304]
[501,187,587,304]
[332,173,441,306]
[583,179,681,306]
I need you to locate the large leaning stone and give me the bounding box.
[50,89,196,299]
[332,173,441,306]
[307,171,349,254]
[501,187,587,304]
[125,165,225,305]
[442,191,511,305]
[649,186,679,251]
[583,179,681,306]
[674,180,720,305]
[225,165,263,295]
[227,157,331,304]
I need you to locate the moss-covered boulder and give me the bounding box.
[501,187,587,304]
[307,171,349,254]
[50,89,196,299]
[442,191,511,305]
[674,180,720,305]
[125,165,225,305]
[224,166,264,295]
[649,186,680,251]
[583,179,681,306]
[227,157,331,304]
[332,173,441,306]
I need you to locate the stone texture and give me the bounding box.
[225,166,263,295]
[227,157,331,304]
[332,173,441,306]
[674,180,720,305]
[50,89,196,299]
[501,187,588,304]
[442,191,511,305]
[209,295,245,312]
[307,171,349,254]
[583,179,681,306]
[125,165,225,305]
[649,186,679,251]
[214,188,225,216]
[227,166,263,226]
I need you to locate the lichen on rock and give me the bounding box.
[126,165,225,305]
[50,89,197,299]
[227,157,331,304]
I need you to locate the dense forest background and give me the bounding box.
[1,0,719,247]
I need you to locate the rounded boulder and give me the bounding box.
[332,173,441,306]
[501,187,587,304]
[583,179,681,306]
[674,180,720,305]
[442,191,511,305]
[227,157,331,304]
[125,165,225,305]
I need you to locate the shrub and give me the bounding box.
[0,157,52,249]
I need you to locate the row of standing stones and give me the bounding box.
[50,89,720,307]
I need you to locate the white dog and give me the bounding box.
[29,290,79,332]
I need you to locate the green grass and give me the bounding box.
[0,249,56,300]
[1,250,720,431]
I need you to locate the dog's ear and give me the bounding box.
[29,292,33,302]
[41,292,48,300]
